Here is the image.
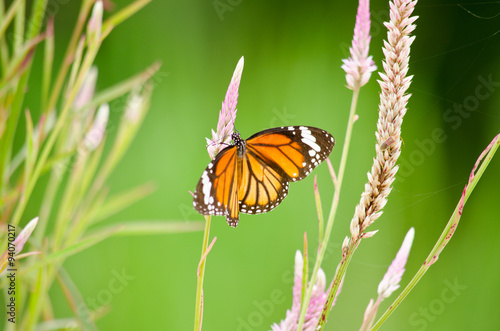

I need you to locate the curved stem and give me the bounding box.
[194,215,212,331]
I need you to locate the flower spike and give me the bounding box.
[207,57,244,159]
[271,250,332,331]
[341,0,377,90]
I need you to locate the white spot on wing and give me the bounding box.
[302,137,321,152]
[201,171,212,205]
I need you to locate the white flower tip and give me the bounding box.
[231,57,244,83]
[294,250,303,267]
[236,56,244,70]
[342,236,350,251]
[28,216,39,228]
[293,250,305,280]
[87,0,103,41]
[88,66,99,79]
[402,227,415,251]
[316,268,326,291]
[362,229,379,239]
[92,1,103,21]
[84,103,109,150]
[13,217,39,254]
[125,90,145,123]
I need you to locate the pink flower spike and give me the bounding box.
[378,227,415,299]
[341,0,377,90]
[0,217,39,275]
[271,250,328,331]
[207,57,244,159]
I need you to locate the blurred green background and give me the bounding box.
[7,0,500,330]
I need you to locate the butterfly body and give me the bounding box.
[193,126,335,227]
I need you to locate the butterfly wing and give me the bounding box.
[237,150,290,216]
[193,126,335,227]
[192,145,242,227]
[245,126,335,181]
[239,126,335,215]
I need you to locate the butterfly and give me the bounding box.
[193,126,335,227]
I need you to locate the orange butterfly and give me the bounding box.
[193,126,335,227]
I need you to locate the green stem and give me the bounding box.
[41,17,54,113]
[9,17,101,227]
[45,0,93,114]
[35,168,62,241]
[296,88,360,329]
[26,0,48,39]
[370,134,500,330]
[317,238,359,329]
[13,0,24,51]
[0,0,22,43]
[101,0,151,40]
[194,216,212,331]
[0,1,10,72]
[0,0,47,256]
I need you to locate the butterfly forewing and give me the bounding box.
[193,126,335,227]
[245,126,335,182]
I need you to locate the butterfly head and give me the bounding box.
[231,131,241,142]
[232,131,246,158]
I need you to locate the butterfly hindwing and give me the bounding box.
[238,151,289,215]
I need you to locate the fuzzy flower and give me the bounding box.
[350,0,417,241]
[271,251,328,331]
[341,0,377,90]
[360,228,415,330]
[0,217,40,275]
[206,56,244,159]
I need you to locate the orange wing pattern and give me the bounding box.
[193,126,335,227]
[238,151,289,216]
[192,145,241,226]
